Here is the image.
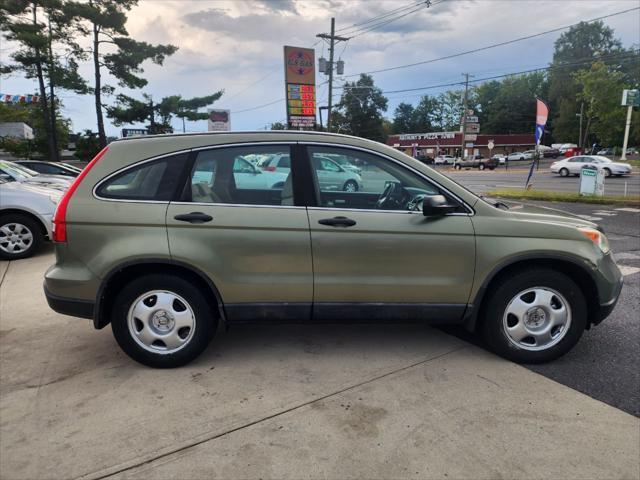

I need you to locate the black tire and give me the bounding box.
[480,268,587,364]
[343,180,359,192]
[603,168,612,178]
[489,167,496,171]
[454,164,462,170]
[479,163,486,170]
[559,168,569,177]
[111,274,217,368]
[0,213,43,260]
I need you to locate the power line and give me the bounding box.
[347,0,445,39]
[231,97,285,114]
[344,6,640,77]
[336,0,427,34]
[334,50,638,98]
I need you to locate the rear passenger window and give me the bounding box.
[187,145,293,206]
[97,154,187,200]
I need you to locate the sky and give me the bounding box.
[1,0,639,136]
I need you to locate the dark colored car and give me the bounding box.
[15,160,82,177]
[542,148,560,158]
[453,156,498,170]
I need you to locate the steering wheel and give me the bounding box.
[375,182,401,210]
[407,194,427,212]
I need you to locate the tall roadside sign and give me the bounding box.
[208,109,231,131]
[284,46,316,129]
[621,89,638,160]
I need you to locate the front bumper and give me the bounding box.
[591,253,624,326]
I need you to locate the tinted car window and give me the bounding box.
[26,163,61,174]
[97,154,186,200]
[277,156,291,168]
[187,146,292,206]
[308,146,442,211]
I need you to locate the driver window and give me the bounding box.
[308,146,441,211]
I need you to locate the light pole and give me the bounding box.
[576,101,584,151]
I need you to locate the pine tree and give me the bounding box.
[68,0,177,147]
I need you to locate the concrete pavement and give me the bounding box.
[1,249,639,479]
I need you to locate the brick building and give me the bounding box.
[387,132,536,158]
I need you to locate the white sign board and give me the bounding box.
[580,166,604,196]
[464,134,477,141]
[487,140,495,150]
[208,109,231,131]
[466,123,480,134]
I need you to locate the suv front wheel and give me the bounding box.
[111,274,217,368]
[481,268,587,363]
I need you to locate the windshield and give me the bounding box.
[0,161,37,180]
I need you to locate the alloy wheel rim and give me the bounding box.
[0,223,34,254]
[127,290,196,354]
[502,287,571,352]
[345,182,357,192]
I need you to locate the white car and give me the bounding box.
[491,153,507,164]
[507,152,533,161]
[550,155,632,177]
[434,155,455,165]
[0,177,62,259]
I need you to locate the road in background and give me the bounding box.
[441,166,640,196]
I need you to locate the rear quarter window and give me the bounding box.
[96,153,187,201]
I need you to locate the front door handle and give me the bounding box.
[318,216,356,227]
[174,212,213,224]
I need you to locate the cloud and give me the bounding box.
[256,0,298,14]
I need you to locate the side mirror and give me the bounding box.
[0,173,13,182]
[423,195,458,217]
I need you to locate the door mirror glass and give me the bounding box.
[423,195,458,217]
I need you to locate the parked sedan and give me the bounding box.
[0,160,72,190]
[262,154,362,191]
[597,148,614,156]
[507,152,533,161]
[434,155,455,165]
[0,177,62,259]
[15,160,82,177]
[550,155,632,177]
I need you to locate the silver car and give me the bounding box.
[261,153,363,191]
[0,160,72,190]
[550,155,632,177]
[0,177,62,259]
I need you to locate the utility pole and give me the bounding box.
[459,73,473,160]
[317,18,349,132]
[577,101,584,150]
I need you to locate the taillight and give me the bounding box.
[52,146,108,243]
[264,166,276,172]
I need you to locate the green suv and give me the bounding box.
[44,132,623,368]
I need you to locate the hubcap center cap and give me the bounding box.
[525,307,546,328]
[152,310,174,331]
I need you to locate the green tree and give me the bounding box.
[548,20,623,143]
[412,95,438,132]
[107,92,223,133]
[1,0,88,161]
[74,129,102,161]
[475,72,547,134]
[67,0,177,147]
[574,61,637,148]
[392,102,416,133]
[431,90,465,131]
[332,74,388,141]
[0,98,70,158]
[270,121,287,130]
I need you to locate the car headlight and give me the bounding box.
[579,227,610,254]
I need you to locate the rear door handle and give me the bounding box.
[174,212,213,224]
[318,216,356,227]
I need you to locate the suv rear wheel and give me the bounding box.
[111,274,217,368]
[0,213,43,260]
[481,268,586,363]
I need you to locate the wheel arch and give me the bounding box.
[0,208,48,239]
[94,259,226,329]
[463,254,600,332]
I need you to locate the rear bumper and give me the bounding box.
[43,284,94,320]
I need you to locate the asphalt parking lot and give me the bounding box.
[1,192,639,479]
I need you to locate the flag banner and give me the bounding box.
[527,98,549,189]
[0,94,40,104]
[534,98,549,146]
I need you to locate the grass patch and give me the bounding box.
[486,188,640,206]
[626,159,640,168]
